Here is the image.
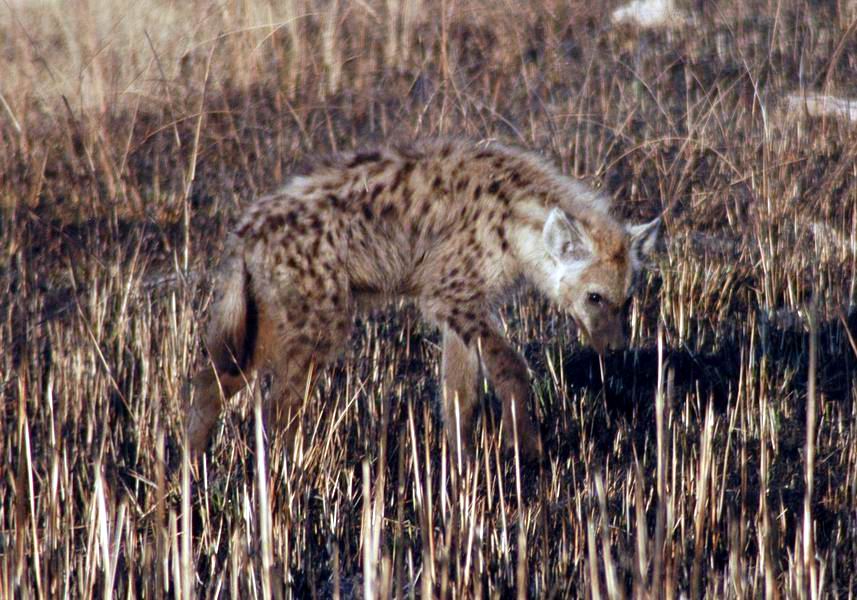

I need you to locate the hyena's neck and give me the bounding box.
[506,206,565,301]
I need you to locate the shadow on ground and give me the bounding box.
[559,309,857,415]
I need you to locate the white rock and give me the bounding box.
[786,92,857,123]
[611,0,688,28]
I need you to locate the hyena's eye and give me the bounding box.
[588,292,603,306]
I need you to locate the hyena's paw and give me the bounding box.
[186,403,219,455]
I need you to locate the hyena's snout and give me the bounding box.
[588,317,628,355]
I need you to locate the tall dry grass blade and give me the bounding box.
[167,510,179,597]
[321,0,341,96]
[652,322,667,595]
[254,387,274,600]
[691,399,716,598]
[180,436,193,600]
[14,374,29,594]
[803,306,819,599]
[406,399,432,597]
[758,359,780,600]
[0,90,22,135]
[596,473,624,600]
[728,511,744,598]
[360,459,378,598]
[587,518,603,600]
[155,429,167,600]
[94,468,113,600]
[15,369,45,600]
[632,455,649,596]
[516,510,528,600]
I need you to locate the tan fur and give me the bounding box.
[188,139,660,460]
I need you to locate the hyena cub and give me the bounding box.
[188,139,660,461]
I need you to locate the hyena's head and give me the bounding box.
[542,207,660,354]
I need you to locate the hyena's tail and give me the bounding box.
[204,240,258,375]
[187,236,257,452]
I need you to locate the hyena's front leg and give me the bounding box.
[441,326,481,460]
[444,314,543,462]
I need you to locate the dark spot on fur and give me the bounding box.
[267,214,286,229]
[362,204,374,221]
[327,194,342,209]
[401,186,413,207]
[488,180,501,195]
[473,184,482,199]
[348,151,382,168]
[455,178,468,193]
[371,184,385,201]
[474,151,493,160]
[391,161,416,193]
[380,204,396,219]
[431,176,443,191]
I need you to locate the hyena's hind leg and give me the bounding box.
[188,366,250,453]
[441,326,481,461]
[256,291,354,453]
[188,241,256,453]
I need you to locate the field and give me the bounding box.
[2,0,857,597]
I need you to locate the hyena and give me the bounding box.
[187,139,660,461]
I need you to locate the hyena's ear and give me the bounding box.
[627,217,661,267]
[543,208,593,262]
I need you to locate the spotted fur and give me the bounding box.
[188,139,660,460]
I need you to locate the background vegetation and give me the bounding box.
[2,0,856,597]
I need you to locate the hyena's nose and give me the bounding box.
[605,330,628,353]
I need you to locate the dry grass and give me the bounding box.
[2,0,857,597]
